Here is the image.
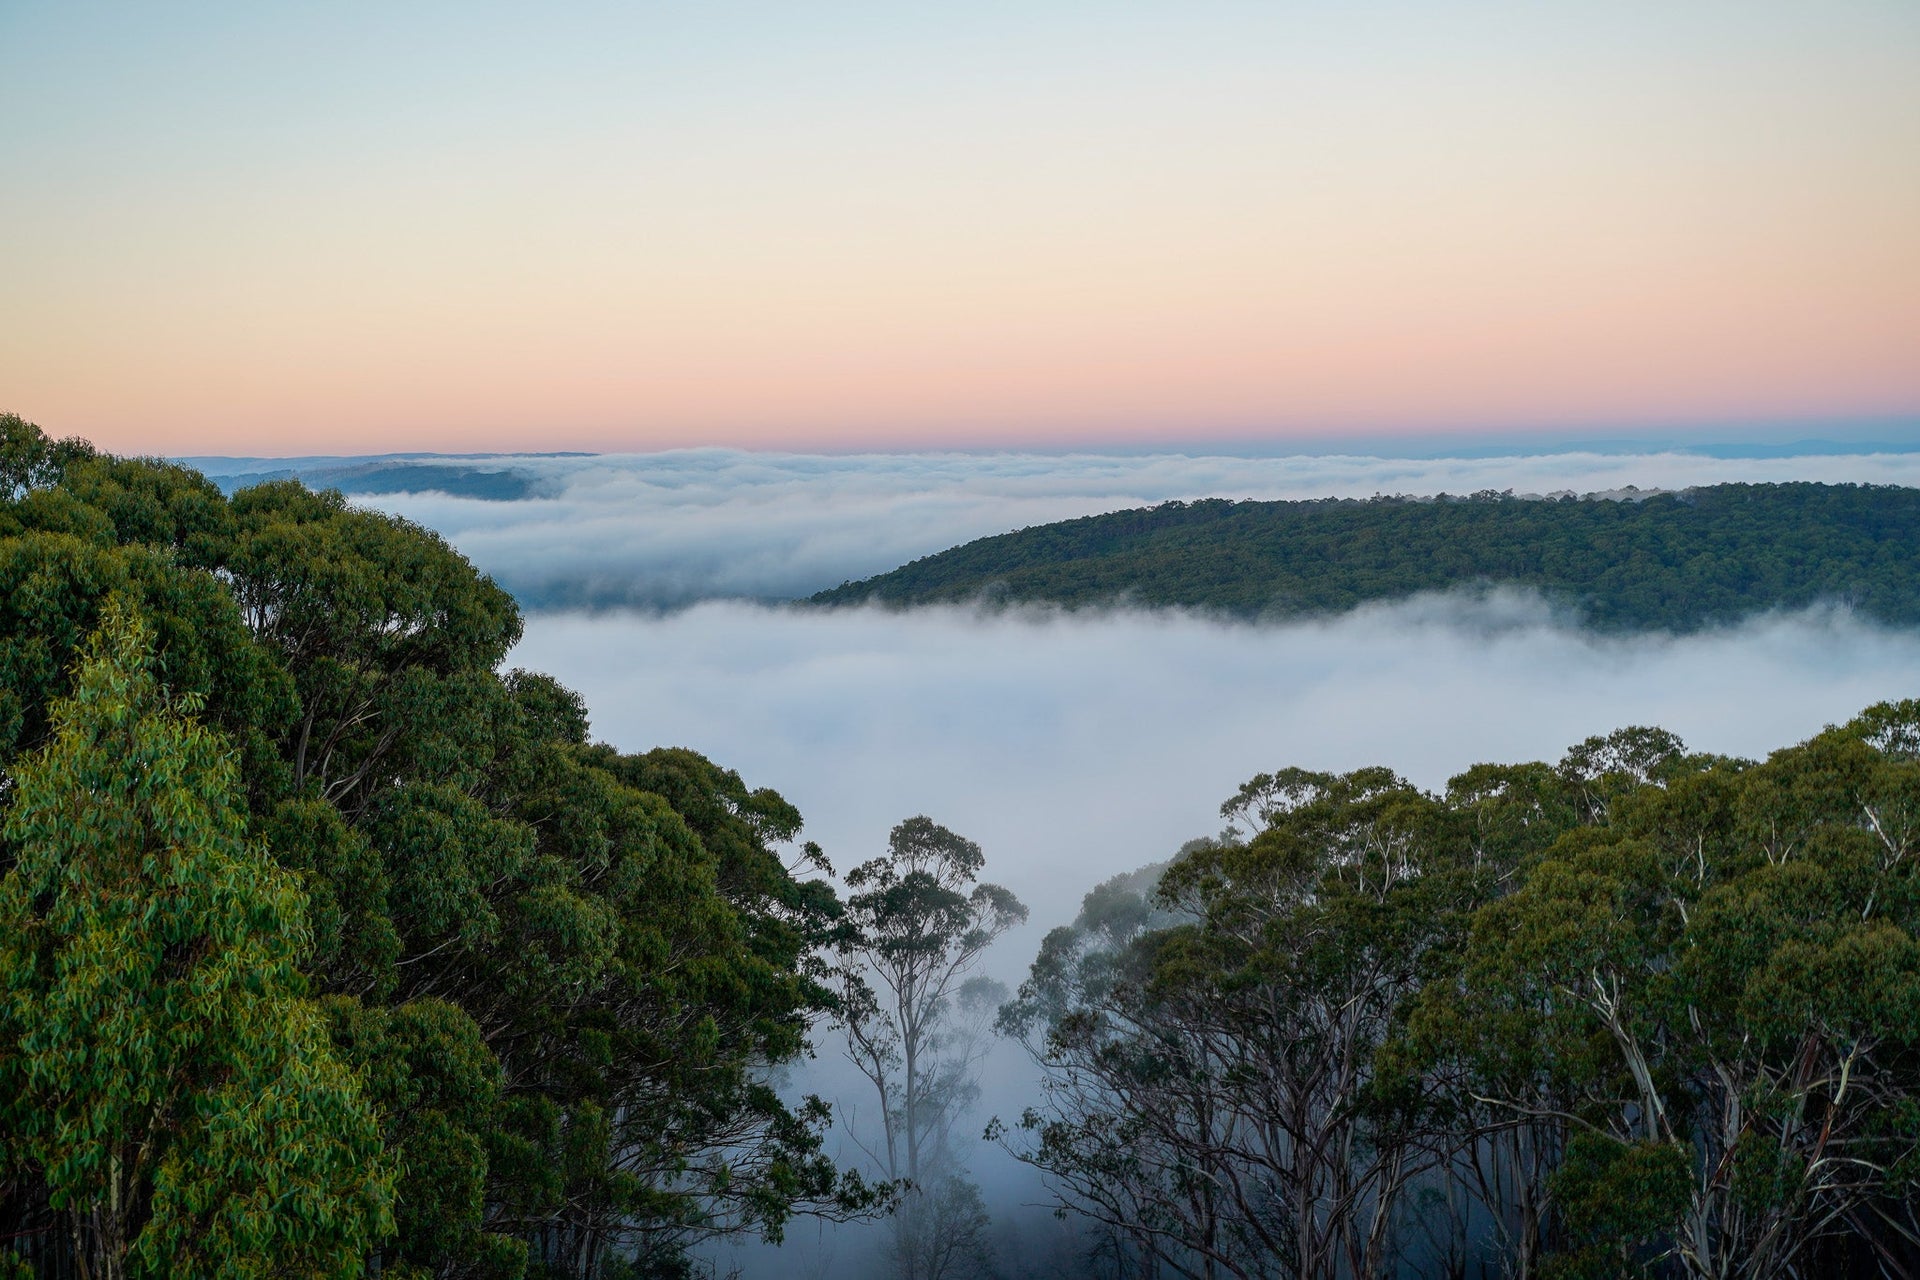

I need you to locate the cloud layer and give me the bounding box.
[513,593,1920,1277]
[362,448,1920,608]
[512,593,1920,952]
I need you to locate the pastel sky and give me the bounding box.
[3,2,1917,456]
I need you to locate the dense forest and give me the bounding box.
[810,484,1920,631]
[998,709,1920,1278]
[5,412,1920,1278]
[0,414,878,1278]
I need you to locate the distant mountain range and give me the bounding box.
[175,435,1920,502]
[180,453,590,501]
[216,461,546,501]
[810,482,1920,632]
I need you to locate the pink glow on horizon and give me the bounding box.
[2,4,1916,456]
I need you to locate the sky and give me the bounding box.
[3,1,1917,456]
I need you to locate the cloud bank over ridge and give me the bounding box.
[334,448,1920,610]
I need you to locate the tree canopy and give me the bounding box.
[838,817,1026,1280]
[0,413,874,1279]
[1000,708,1920,1278]
[0,602,394,1279]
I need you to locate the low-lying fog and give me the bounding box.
[510,594,1920,1277]
[364,448,1920,608]
[517,593,1920,943]
[357,445,1920,1275]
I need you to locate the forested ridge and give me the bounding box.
[5,410,1920,1279]
[810,484,1920,630]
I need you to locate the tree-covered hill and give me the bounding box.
[810,483,1920,630]
[201,459,551,501]
[0,413,876,1279]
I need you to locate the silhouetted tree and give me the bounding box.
[841,816,1027,1279]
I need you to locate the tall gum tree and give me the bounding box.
[839,816,1027,1280]
[1438,709,1920,1278]
[0,603,394,1279]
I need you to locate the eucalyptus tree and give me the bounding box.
[1434,707,1920,1278]
[0,605,394,1278]
[1389,735,1657,1276]
[1001,770,1479,1280]
[839,816,1027,1279]
[0,414,880,1278]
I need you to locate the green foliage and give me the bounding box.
[0,414,873,1278]
[812,483,1920,630]
[0,411,94,501]
[1004,769,1483,1279]
[1544,1136,1692,1280]
[1010,709,1920,1278]
[1425,707,1920,1275]
[840,817,1024,1280]
[324,996,517,1275]
[0,603,394,1277]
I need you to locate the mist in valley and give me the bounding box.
[353,447,1920,609]
[514,595,1920,942]
[187,447,1920,1275]
[507,594,1920,1278]
[149,446,1920,1274]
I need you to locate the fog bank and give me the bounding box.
[514,593,1920,966]
[362,449,1920,607]
[509,593,1920,1276]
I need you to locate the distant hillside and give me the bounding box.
[809,482,1920,631]
[202,460,549,501]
